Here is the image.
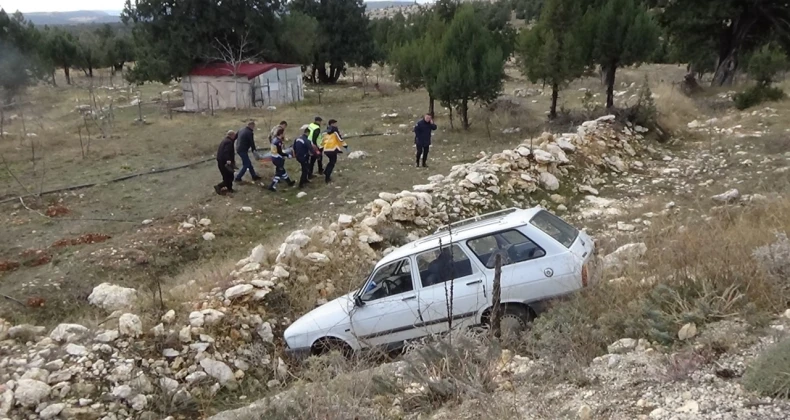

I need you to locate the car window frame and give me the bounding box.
[358,258,416,302]
[414,243,479,289]
[465,228,547,269]
[529,210,579,249]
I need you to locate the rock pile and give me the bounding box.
[0,115,649,419]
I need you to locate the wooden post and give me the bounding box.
[491,254,503,339]
[167,94,172,120]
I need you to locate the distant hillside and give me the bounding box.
[366,1,418,11]
[24,10,121,26]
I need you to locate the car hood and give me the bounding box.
[284,291,356,340]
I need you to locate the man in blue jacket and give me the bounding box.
[235,120,261,182]
[293,126,312,188]
[414,113,437,168]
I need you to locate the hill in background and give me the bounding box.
[365,1,418,9]
[23,10,121,25]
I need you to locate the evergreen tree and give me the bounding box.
[106,35,135,73]
[42,28,79,85]
[583,0,659,108]
[431,5,506,129]
[277,11,320,66]
[517,0,586,119]
[646,0,790,87]
[390,16,444,115]
[0,9,45,103]
[290,0,375,84]
[123,0,282,84]
[76,31,103,78]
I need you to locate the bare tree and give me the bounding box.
[211,31,260,110]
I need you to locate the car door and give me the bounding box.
[349,258,424,348]
[466,228,574,306]
[414,244,488,335]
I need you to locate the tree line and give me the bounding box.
[380,0,789,124]
[0,10,135,102]
[1,0,788,118]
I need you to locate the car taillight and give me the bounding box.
[581,264,589,288]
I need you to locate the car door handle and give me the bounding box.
[466,280,483,286]
[402,296,416,302]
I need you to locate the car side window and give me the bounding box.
[467,229,546,269]
[416,244,476,288]
[361,259,414,302]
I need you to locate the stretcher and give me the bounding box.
[253,148,293,162]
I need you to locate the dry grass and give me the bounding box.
[653,83,702,134]
[522,199,790,380]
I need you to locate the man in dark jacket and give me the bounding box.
[293,126,312,188]
[215,130,237,195]
[234,120,261,182]
[414,113,437,167]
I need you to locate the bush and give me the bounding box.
[633,76,658,127]
[743,338,790,399]
[748,43,789,86]
[734,84,786,110]
[521,200,790,377]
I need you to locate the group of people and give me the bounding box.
[214,116,348,195]
[214,112,437,195]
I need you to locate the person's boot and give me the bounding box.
[252,175,262,181]
[422,161,428,168]
[287,179,296,187]
[214,185,223,195]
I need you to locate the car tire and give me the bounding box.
[311,337,353,358]
[493,306,533,343]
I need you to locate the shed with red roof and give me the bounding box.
[182,62,303,111]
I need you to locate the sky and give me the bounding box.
[1,0,427,14]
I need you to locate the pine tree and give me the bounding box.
[584,0,659,108]
[390,15,444,115]
[431,5,506,129]
[517,0,586,119]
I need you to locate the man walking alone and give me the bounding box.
[414,113,437,167]
[235,120,261,182]
[215,130,237,195]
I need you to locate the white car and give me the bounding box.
[284,207,595,358]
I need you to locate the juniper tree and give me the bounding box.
[517,0,586,119]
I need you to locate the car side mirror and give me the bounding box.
[354,295,365,307]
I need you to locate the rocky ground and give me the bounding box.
[1,109,788,419]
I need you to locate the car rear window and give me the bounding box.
[530,210,578,248]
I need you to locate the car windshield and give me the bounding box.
[530,210,579,248]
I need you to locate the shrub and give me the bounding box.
[734,84,786,110]
[633,76,657,127]
[521,199,790,377]
[374,331,502,412]
[748,43,789,86]
[743,338,790,399]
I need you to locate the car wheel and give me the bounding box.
[493,306,533,343]
[311,338,353,358]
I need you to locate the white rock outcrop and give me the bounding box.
[88,283,138,311]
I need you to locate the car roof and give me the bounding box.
[377,207,545,267]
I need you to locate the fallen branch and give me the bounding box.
[2,294,26,307]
